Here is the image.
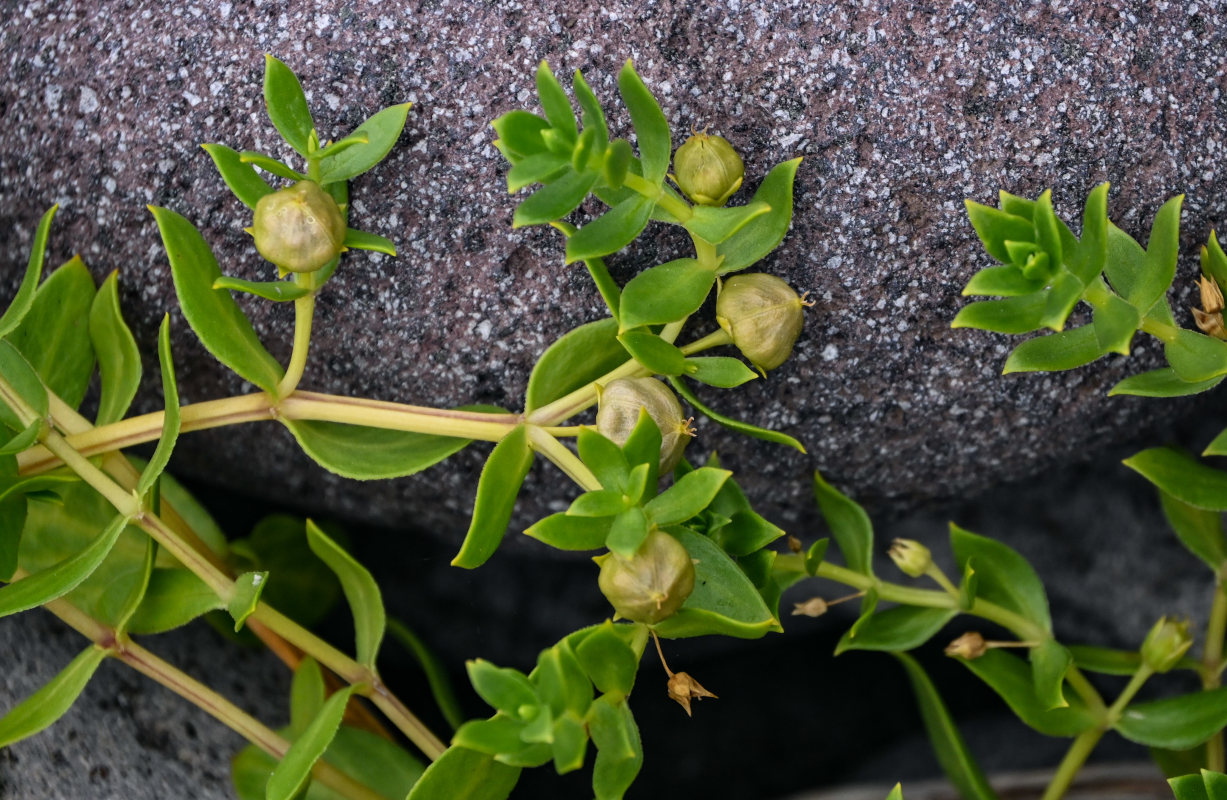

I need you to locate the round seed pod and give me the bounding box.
[715,273,807,372]
[250,180,346,273]
[672,132,744,207]
[596,528,695,624]
[595,377,691,473]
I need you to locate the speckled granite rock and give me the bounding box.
[2,2,1225,537]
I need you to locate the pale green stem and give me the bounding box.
[275,272,318,398]
[40,595,389,800]
[924,564,960,596]
[622,173,692,221]
[527,426,601,492]
[1204,581,1227,771]
[1042,665,1153,800]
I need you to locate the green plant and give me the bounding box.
[768,185,1227,799]
[0,55,806,799]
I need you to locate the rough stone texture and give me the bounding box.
[2,2,1225,536]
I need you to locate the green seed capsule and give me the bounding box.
[595,528,695,624]
[595,377,692,473]
[672,132,744,207]
[716,274,808,372]
[1141,616,1193,674]
[250,180,346,273]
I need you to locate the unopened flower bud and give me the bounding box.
[666,671,717,716]
[888,539,933,579]
[716,274,809,372]
[1141,616,1193,674]
[672,131,744,206]
[945,632,988,660]
[250,180,346,273]
[595,377,693,473]
[595,528,695,624]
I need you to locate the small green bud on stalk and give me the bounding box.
[595,528,695,624]
[888,538,933,578]
[596,377,694,473]
[250,180,346,273]
[945,632,988,660]
[1141,616,1193,673]
[671,131,744,207]
[716,274,811,372]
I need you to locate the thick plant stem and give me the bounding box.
[41,597,389,800]
[276,274,317,398]
[527,426,601,492]
[1040,728,1103,800]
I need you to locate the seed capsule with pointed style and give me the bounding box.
[595,377,693,473]
[672,131,744,206]
[250,180,346,273]
[716,274,808,372]
[595,528,695,624]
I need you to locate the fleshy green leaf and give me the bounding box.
[573,71,608,145]
[0,645,106,748]
[112,536,155,636]
[1115,687,1227,750]
[508,153,569,193]
[306,520,385,668]
[0,493,26,581]
[525,513,611,551]
[683,357,757,388]
[1038,271,1086,332]
[535,62,577,141]
[387,617,466,732]
[569,489,628,518]
[950,523,1051,631]
[1032,190,1063,269]
[618,331,687,376]
[239,151,306,182]
[566,195,653,264]
[716,159,801,274]
[575,622,638,696]
[813,472,874,576]
[136,316,180,498]
[263,54,315,157]
[214,275,312,302]
[1125,448,1227,512]
[342,228,396,257]
[836,607,956,654]
[317,103,411,184]
[670,377,805,452]
[1130,195,1184,312]
[1169,774,1211,800]
[1104,220,1147,300]
[229,515,342,632]
[1067,645,1187,677]
[0,341,48,430]
[965,200,1035,264]
[1066,183,1109,286]
[227,570,268,632]
[0,206,57,339]
[282,418,476,480]
[1165,329,1227,383]
[804,538,829,576]
[513,170,598,228]
[894,652,998,800]
[405,745,520,800]
[8,257,96,410]
[951,293,1046,334]
[618,259,715,331]
[492,110,550,161]
[684,201,771,246]
[955,649,1096,736]
[1030,639,1072,710]
[616,61,669,184]
[526,318,625,412]
[644,468,731,526]
[651,529,779,639]
[1092,291,1140,355]
[126,568,224,635]
[1159,491,1227,571]
[467,659,537,714]
[577,427,631,491]
[961,266,1044,297]
[200,144,273,209]
[0,513,127,618]
[587,694,642,800]
[1110,368,1224,398]
[266,685,359,800]
[152,206,284,393]
[452,426,535,569]
[606,507,649,558]
[1002,325,1104,374]
[0,421,40,456]
[289,657,325,738]
[89,271,142,426]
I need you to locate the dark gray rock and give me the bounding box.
[2,1,1225,536]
